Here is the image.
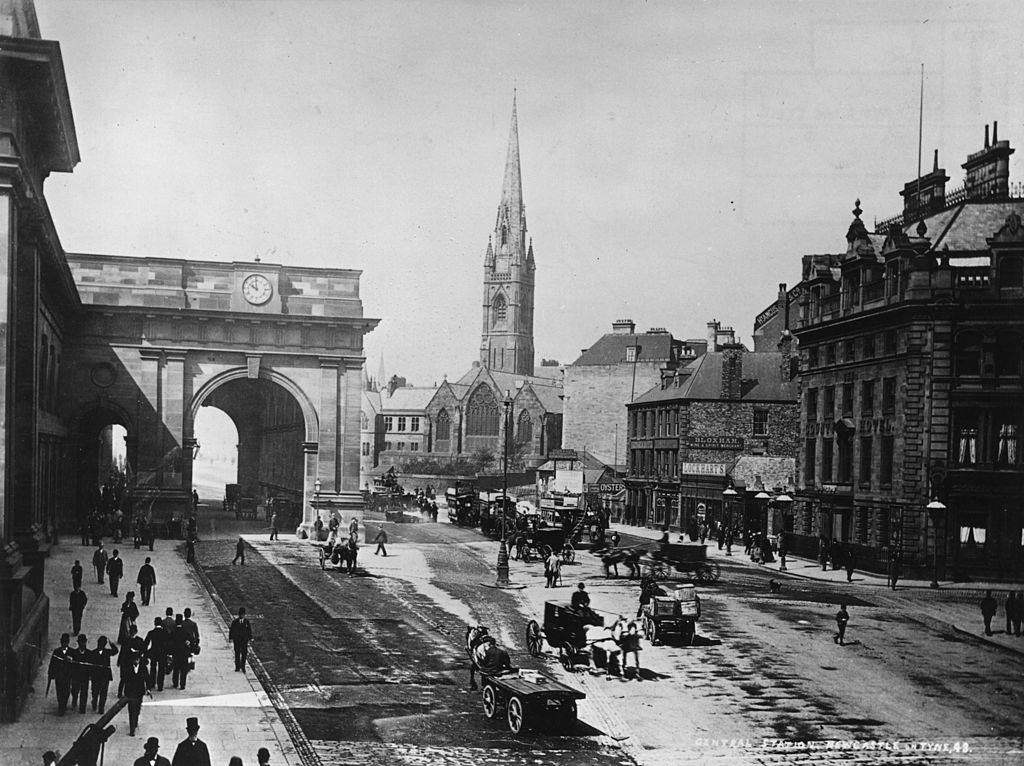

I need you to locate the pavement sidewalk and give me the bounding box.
[608,522,1024,656]
[0,535,298,766]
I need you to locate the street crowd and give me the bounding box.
[45,497,261,765]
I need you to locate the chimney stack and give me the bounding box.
[612,319,636,335]
[720,343,744,400]
[707,319,720,351]
[964,121,1014,200]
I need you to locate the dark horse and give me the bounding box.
[329,535,359,574]
[465,625,514,690]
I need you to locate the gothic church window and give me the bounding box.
[517,410,533,445]
[492,294,507,326]
[436,409,450,441]
[501,225,508,246]
[466,386,499,436]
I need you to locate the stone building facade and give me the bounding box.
[0,5,377,720]
[625,332,799,535]
[562,320,705,467]
[792,123,1024,580]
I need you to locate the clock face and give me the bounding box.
[242,274,273,305]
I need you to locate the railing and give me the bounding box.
[872,182,1024,234]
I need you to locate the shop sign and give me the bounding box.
[654,438,679,449]
[679,462,727,477]
[587,483,625,495]
[632,439,654,449]
[548,449,578,460]
[684,436,744,450]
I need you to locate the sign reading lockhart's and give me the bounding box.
[684,436,744,450]
[679,462,728,477]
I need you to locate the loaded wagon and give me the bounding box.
[642,543,721,583]
[478,669,584,734]
[640,583,702,645]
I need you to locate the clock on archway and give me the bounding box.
[242,273,273,305]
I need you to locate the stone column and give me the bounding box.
[300,440,319,533]
[317,358,340,493]
[163,351,186,491]
[136,349,163,488]
[340,359,364,492]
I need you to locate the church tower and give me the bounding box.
[480,93,536,375]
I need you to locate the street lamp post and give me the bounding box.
[926,498,946,589]
[722,487,738,556]
[496,392,512,586]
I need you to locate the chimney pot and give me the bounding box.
[985,124,990,148]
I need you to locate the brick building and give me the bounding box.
[624,326,799,535]
[563,320,705,467]
[792,123,1024,581]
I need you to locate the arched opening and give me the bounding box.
[192,408,239,508]
[75,407,133,526]
[193,376,308,524]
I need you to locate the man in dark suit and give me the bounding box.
[106,549,124,596]
[118,623,146,697]
[137,557,157,606]
[133,737,170,766]
[144,617,170,691]
[171,716,211,766]
[92,544,108,584]
[171,615,194,690]
[183,608,200,653]
[48,633,74,715]
[123,654,152,737]
[69,634,91,713]
[71,560,84,590]
[69,585,88,636]
[228,607,253,672]
[89,635,118,714]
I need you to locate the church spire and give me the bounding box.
[500,91,524,228]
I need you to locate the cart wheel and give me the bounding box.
[526,620,543,657]
[645,562,669,580]
[561,544,575,564]
[541,545,553,559]
[319,548,326,570]
[641,616,652,641]
[482,683,497,719]
[507,695,525,734]
[682,621,695,646]
[648,619,659,645]
[558,645,574,671]
[698,561,721,582]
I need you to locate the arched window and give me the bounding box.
[492,294,507,326]
[360,412,369,429]
[998,256,1024,288]
[501,225,508,246]
[436,409,450,441]
[517,410,533,445]
[955,331,982,376]
[466,386,499,436]
[995,332,1022,377]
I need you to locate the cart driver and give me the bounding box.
[637,578,667,618]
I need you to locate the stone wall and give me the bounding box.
[563,361,662,465]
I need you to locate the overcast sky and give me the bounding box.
[37,0,1024,386]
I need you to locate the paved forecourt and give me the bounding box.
[0,535,298,766]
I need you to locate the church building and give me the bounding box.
[423,96,563,468]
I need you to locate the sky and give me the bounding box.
[36,0,1024,387]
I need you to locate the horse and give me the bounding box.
[329,535,359,574]
[594,544,642,578]
[465,625,514,690]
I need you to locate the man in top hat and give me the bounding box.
[171,716,211,766]
[133,736,170,766]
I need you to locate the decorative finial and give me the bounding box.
[255,254,261,263]
[853,199,862,219]
[916,218,927,237]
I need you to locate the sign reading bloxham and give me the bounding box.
[679,462,728,477]
[684,436,744,450]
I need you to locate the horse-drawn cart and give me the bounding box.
[526,601,604,671]
[479,669,584,734]
[640,583,702,645]
[466,625,584,734]
[642,543,721,583]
